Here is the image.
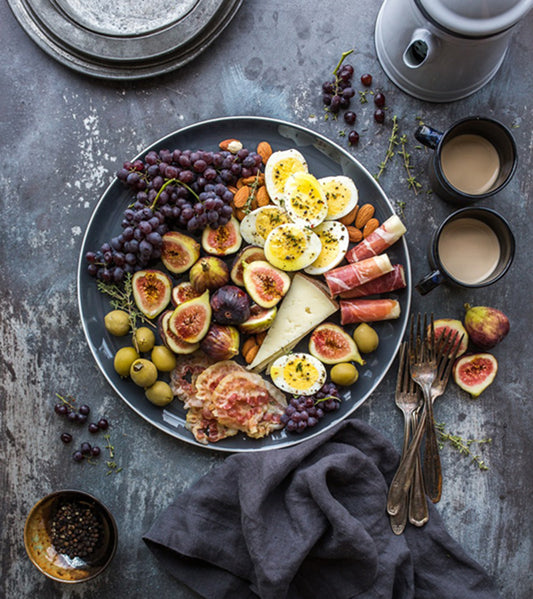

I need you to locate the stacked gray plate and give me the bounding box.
[7,0,243,79]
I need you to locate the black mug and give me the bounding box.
[416,207,515,295]
[415,116,517,205]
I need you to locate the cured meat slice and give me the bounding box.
[186,407,239,445]
[324,254,393,297]
[340,298,401,324]
[194,361,244,407]
[170,351,215,407]
[339,264,406,299]
[346,215,407,263]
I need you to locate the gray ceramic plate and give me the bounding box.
[7,0,243,79]
[77,116,411,452]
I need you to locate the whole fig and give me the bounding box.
[210,285,251,325]
[464,304,509,350]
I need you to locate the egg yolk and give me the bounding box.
[323,181,351,216]
[281,358,320,391]
[255,209,289,240]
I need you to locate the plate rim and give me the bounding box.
[77,115,412,453]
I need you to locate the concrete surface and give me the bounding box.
[1,1,532,597]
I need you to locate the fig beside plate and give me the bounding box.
[453,353,498,398]
[464,304,510,350]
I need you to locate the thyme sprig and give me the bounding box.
[436,422,492,471]
[398,134,422,195]
[374,115,399,180]
[103,433,123,475]
[97,272,155,335]
[243,171,264,214]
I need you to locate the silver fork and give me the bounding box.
[389,342,420,534]
[387,316,456,517]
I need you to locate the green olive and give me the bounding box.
[134,327,156,353]
[151,346,177,372]
[114,346,140,377]
[353,323,379,354]
[145,381,174,407]
[330,362,359,386]
[104,310,130,336]
[130,358,158,388]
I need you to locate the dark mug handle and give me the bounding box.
[415,269,445,295]
[415,125,443,150]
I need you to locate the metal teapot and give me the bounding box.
[375,0,533,102]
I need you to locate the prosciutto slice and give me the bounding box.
[324,254,393,297]
[339,264,406,299]
[346,214,406,263]
[340,298,401,324]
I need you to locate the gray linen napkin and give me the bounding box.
[143,418,502,599]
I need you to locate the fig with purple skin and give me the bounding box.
[210,285,251,325]
[453,353,498,398]
[168,290,211,344]
[202,216,242,256]
[464,304,510,350]
[200,324,240,361]
[161,231,200,274]
[189,256,229,293]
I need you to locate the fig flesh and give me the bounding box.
[161,231,200,274]
[230,245,267,286]
[429,318,468,357]
[453,353,498,398]
[464,304,510,350]
[158,310,200,354]
[132,269,172,319]
[238,304,277,334]
[309,322,364,365]
[199,324,240,361]
[171,281,202,307]
[202,216,242,256]
[189,256,229,293]
[242,260,291,308]
[168,290,211,344]
[210,285,251,325]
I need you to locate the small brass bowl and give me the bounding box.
[24,489,118,583]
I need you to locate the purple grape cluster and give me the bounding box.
[85,146,263,283]
[281,382,341,433]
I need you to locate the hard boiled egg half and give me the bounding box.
[264,223,322,271]
[239,206,292,247]
[304,220,349,275]
[319,175,358,220]
[283,171,328,228]
[264,149,308,206]
[269,353,327,396]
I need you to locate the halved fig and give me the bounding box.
[199,324,240,361]
[189,256,229,293]
[210,285,251,325]
[158,310,199,354]
[453,353,498,398]
[132,269,172,319]
[171,281,202,307]
[242,260,291,308]
[168,290,211,343]
[202,216,242,256]
[161,231,200,274]
[309,322,364,365]
[429,318,469,357]
[238,304,277,334]
[230,246,266,286]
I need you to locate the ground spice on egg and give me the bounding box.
[49,500,104,560]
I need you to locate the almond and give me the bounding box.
[339,205,359,226]
[355,204,375,228]
[256,331,267,345]
[363,218,380,238]
[235,208,246,221]
[256,186,270,207]
[242,173,265,186]
[233,186,251,208]
[244,343,259,364]
[242,337,257,356]
[257,141,273,165]
[219,138,243,154]
[228,185,239,195]
[347,226,364,243]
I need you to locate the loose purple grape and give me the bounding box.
[54,404,68,416]
[348,131,360,145]
[88,423,100,434]
[60,433,73,444]
[97,418,109,430]
[91,446,101,458]
[344,111,357,125]
[80,442,92,456]
[79,404,91,416]
[360,73,373,86]
[72,451,84,462]
[374,92,386,107]
[374,109,385,123]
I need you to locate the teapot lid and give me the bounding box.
[417,0,533,36]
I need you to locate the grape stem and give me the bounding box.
[150,177,200,211]
[333,49,354,76]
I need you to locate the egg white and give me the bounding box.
[239,206,292,247]
[304,220,349,275]
[269,353,327,396]
[264,223,322,271]
[283,172,328,228]
[264,149,308,206]
[319,175,358,220]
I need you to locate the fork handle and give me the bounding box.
[409,414,429,526]
[387,409,427,516]
[422,388,443,503]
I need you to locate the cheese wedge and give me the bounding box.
[248,273,339,373]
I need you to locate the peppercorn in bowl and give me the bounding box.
[24,489,118,583]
